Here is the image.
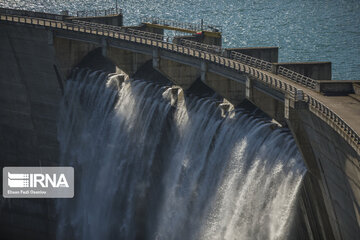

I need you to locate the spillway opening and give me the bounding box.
[56,68,307,240]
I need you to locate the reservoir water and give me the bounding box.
[1,0,359,80]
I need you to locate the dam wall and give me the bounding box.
[0,19,124,239]
[0,23,61,240]
[288,105,360,239]
[0,11,359,240]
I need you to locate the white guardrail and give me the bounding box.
[141,17,221,32]
[76,8,122,17]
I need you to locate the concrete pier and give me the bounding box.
[273,61,332,80]
[225,47,279,63]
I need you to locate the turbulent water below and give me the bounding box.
[56,69,306,240]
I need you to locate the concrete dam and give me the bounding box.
[0,7,359,240]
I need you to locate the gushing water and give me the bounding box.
[57,68,306,240]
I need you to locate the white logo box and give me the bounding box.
[3,167,74,198]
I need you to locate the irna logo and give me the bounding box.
[3,167,74,198]
[8,172,69,188]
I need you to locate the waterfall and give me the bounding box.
[56,68,306,240]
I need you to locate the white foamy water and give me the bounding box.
[56,68,306,240]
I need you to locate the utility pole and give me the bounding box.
[115,0,118,14]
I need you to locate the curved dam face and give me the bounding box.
[56,68,306,240]
[0,17,359,240]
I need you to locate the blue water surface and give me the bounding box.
[1,0,359,80]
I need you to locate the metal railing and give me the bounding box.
[278,66,317,89]
[174,39,318,91]
[230,51,273,72]
[306,95,359,147]
[0,9,323,91]
[141,17,222,32]
[1,13,359,150]
[71,20,167,42]
[0,7,65,20]
[76,8,122,17]
[74,10,318,92]
[177,38,223,54]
